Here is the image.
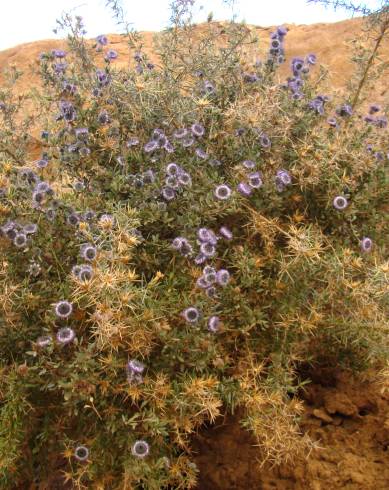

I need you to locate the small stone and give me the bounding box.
[312,408,333,423]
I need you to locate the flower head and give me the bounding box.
[56,327,75,344]
[200,242,216,258]
[182,306,201,324]
[191,123,205,137]
[96,34,108,46]
[242,160,256,169]
[237,182,252,197]
[80,244,97,261]
[74,445,89,461]
[360,237,373,253]
[214,184,232,200]
[216,269,230,287]
[333,195,348,210]
[131,440,149,458]
[105,49,118,61]
[219,226,233,240]
[55,300,73,319]
[14,233,27,248]
[208,316,220,333]
[36,335,52,347]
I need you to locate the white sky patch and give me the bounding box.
[0,0,383,51]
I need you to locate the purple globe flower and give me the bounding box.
[195,148,208,160]
[242,160,256,169]
[306,53,317,65]
[36,158,49,169]
[98,110,110,125]
[333,195,348,210]
[214,184,232,200]
[181,136,195,148]
[216,269,230,287]
[219,226,233,240]
[327,117,338,128]
[54,300,73,319]
[259,133,271,148]
[80,244,97,262]
[336,104,353,117]
[165,175,180,189]
[75,127,89,140]
[196,276,211,289]
[23,223,38,234]
[166,162,182,176]
[131,440,149,458]
[369,104,380,114]
[36,335,52,348]
[128,359,145,374]
[248,172,263,189]
[360,237,373,253]
[205,286,217,298]
[198,228,218,245]
[13,233,27,248]
[208,316,220,333]
[178,172,192,187]
[173,128,188,139]
[164,140,175,153]
[375,116,387,128]
[200,242,216,258]
[144,140,159,153]
[191,123,205,137]
[276,169,291,186]
[96,34,108,46]
[182,306,201,324]
[56,327,75,345]
[194,253,207,265]
[237,182,252,197]
[203,266,216,275]
[105,49,118,61]
[52,49,67,58]
[78,265,94,281]
[74,445,89,462]
[162,187,176,201]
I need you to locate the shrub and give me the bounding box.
[0,1,388,487]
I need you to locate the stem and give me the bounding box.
[351,16,389,108]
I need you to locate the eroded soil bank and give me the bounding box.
[193,369,389,490]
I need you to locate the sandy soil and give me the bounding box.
[193,369,389,489]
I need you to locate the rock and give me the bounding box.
[312,408,333,423]
[324,392,358,417]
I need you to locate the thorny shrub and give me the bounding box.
[0,1,388,488]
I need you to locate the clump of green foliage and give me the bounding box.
[0,1,388,488]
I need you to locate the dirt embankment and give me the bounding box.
[193,369,389,490]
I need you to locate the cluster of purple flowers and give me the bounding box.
[161,163,192,201]
[126,359,145,385]
[72,264,94,281]
[237,161,263,197]
[364,104,387,128]
[196,265,231,297]
[36,327,76,347]
[0,219,38,249]
[144,127,175,154]
[308,95,330,116]
[171,236,194,257]
[284,53,317,100]
[182,306,221,333]
[267,26,287,65]
[96,69,111,88]
[58,100,76,122]
[275,169,292,192]
[336,103,353,118]
[127,169,156,189]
